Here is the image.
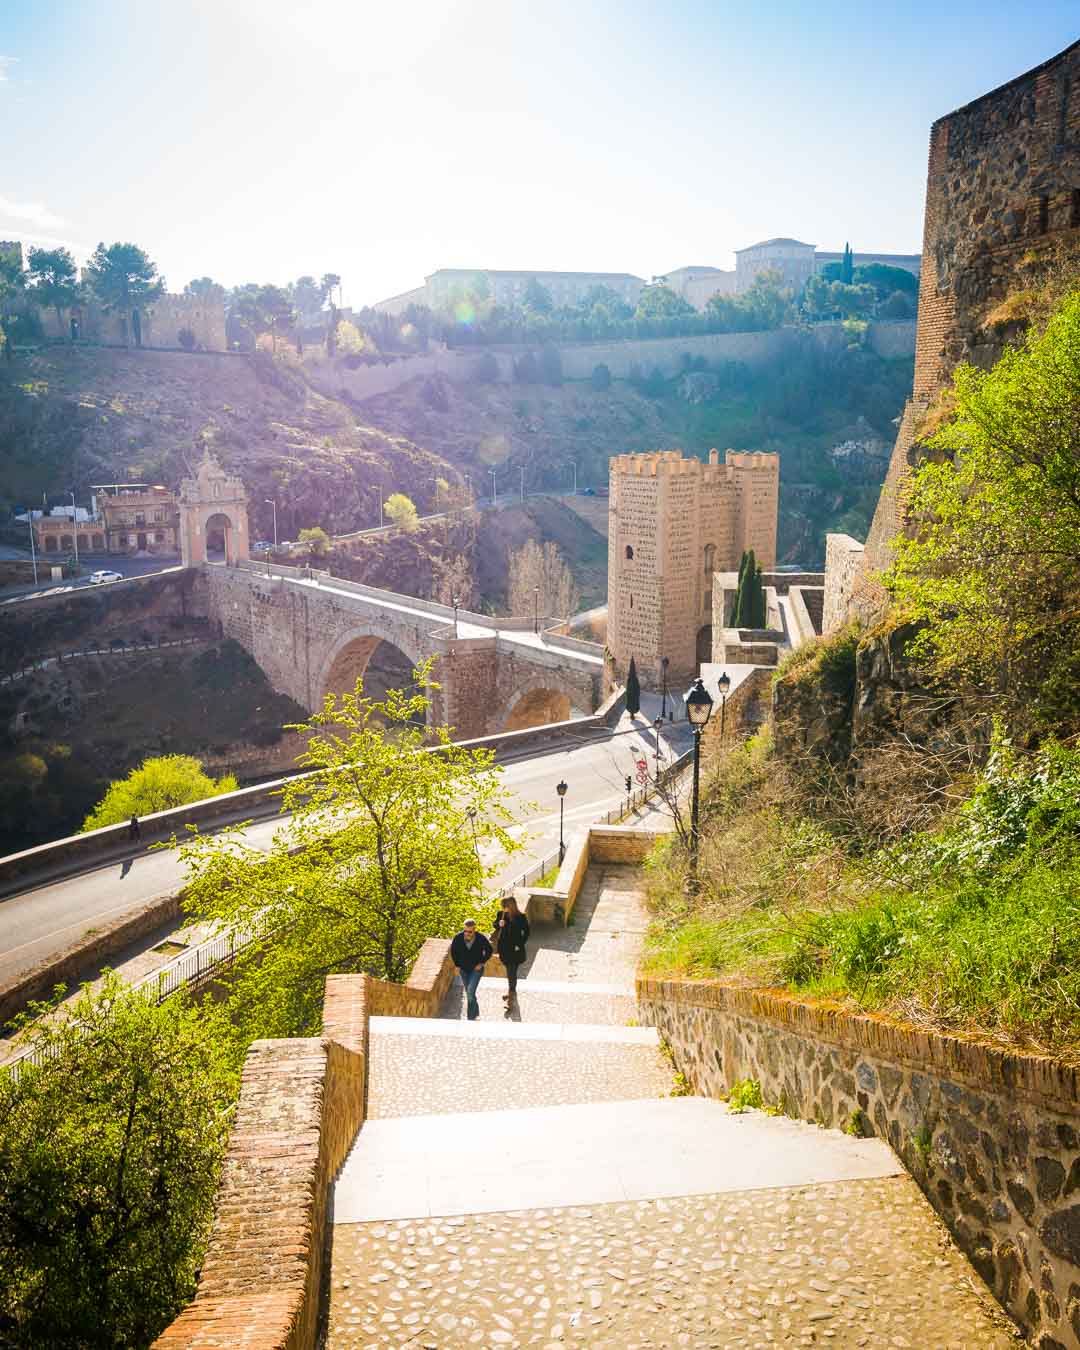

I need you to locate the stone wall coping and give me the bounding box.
[637,976,1080,1113]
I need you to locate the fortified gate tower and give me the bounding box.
[606,448,779,689]
[180,452,251,567]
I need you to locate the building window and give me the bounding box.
[625,544,634,560]
[629,593,633,609]
[93,534,104,550]
[704,543,716,575]
[155,531,164,542]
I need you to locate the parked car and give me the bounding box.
[581,487,596,496]
[252,540,274,553]
[89,569,124,585]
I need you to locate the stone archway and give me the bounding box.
[316,628,428,724]
[180,452,250,566]
[501,681,581,732]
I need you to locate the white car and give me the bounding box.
[89,569,124,585]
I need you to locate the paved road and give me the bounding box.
[0,696,688,990]
[0,555,182,605]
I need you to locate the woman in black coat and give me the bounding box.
[492,896,530,1003]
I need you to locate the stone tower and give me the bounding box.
[179,452,250,566]
[606,448,779,688]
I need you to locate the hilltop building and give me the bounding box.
[662,265,737,308]
[373,268,646,316]
[825,37,1080,631]
[606,448,779,688]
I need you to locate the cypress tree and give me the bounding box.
[732,551,749,626]
[753,564,766,627]
[842,242,854,285]
[626,656,641,716]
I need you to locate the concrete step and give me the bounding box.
[333,1095,901,1223]
[439,977,638,1025]
[366,1016,672,1119]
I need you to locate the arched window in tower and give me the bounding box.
[625,544,634,560]
[703,543,715,576]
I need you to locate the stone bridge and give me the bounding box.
[203,562,604,738]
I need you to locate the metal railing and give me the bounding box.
[4,739,696,1079]
[1,632,208,686]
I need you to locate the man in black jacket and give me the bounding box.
[450,919,493,1021]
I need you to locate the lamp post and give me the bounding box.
[717,669,731,744]
[67,491,79,569]
[379,487,384,528]
[452,593,460,640]
[571,462,577,496]
[265,499,278,547]
[520,466,525,504]
[490,468,497,506]
[660,655,669,720]
[556,779,568,863]
[533,586,539,634]
[654,714,664,783]
[465,472,471,503]
[684,676,715,892]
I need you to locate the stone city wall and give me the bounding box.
[823,532,866,634]
[637,976,1080,1349]
[304,321,914,404]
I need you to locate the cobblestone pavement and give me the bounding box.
[326,1180,1019,1348]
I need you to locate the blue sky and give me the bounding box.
[1,2,1076,306]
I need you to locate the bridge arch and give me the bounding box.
[500,677,588,732]
[315,624,429,718]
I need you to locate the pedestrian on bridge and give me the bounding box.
[450,919,493,1021]
[492,896,530,1005]
[128,814,141,843]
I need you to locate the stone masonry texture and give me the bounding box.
[638,976,1080,1347]
[844,39,1080,621]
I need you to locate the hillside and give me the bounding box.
[0,335,911,595]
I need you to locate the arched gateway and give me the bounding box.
[180,452,250,566]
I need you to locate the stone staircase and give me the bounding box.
[324,863,1019,1348]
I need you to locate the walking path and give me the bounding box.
[325,864,1019,1347]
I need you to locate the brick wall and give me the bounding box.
[153,972,368,1350]
[822,533,865,634]
[638,976,1080,1349]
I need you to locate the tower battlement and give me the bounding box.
[606,448,779,688]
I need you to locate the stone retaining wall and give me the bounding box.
[637,977,1080,1348]
[154,974,370,1350]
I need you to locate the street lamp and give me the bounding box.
[69,491,79,569]
[684,676,715,891]
[556,779,568,863]
[265,499,278,547]
[533,585,540,634]
[654,714,664,783]
[717,670,731,744]
[660,655,670,720]
[571,462,578,496]
[490,467,497,506]
[520,466,525,504]
[452,593,460,640]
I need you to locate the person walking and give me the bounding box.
[128,814,141,842]
[450,918,493,1021]
[492,896,530,1004]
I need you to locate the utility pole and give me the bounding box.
[572,462,577,495]
[27,511,38,585]
[379,486,384,528]
[520,466,525,504]
[490,468,497,506]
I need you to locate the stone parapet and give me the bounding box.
[637,976,1080,1347]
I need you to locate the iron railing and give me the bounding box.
[1,633,208,686]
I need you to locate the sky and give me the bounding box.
[2,1,1077,307]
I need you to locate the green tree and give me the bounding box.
[184,276,225,301]
[829,282,876,319]
[176,670,519,1039]
[384,491,419,530]
[84,242,164,346]
[0,975,237,1349]
[256,283,295,353]
[887,288,1080,730]
[635,284,694,321]
[802,273,835,319]
[733,549,764,626]
[298,525,331,556]
[740,269,792,328]
[289,275,324,323]
[841,242,854,285]
[626,655,641,717]
[321,272,342,306]
[81,755,238,831]
[854,263,918,298]
[26,247,79,334]
[523,277,553,314]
